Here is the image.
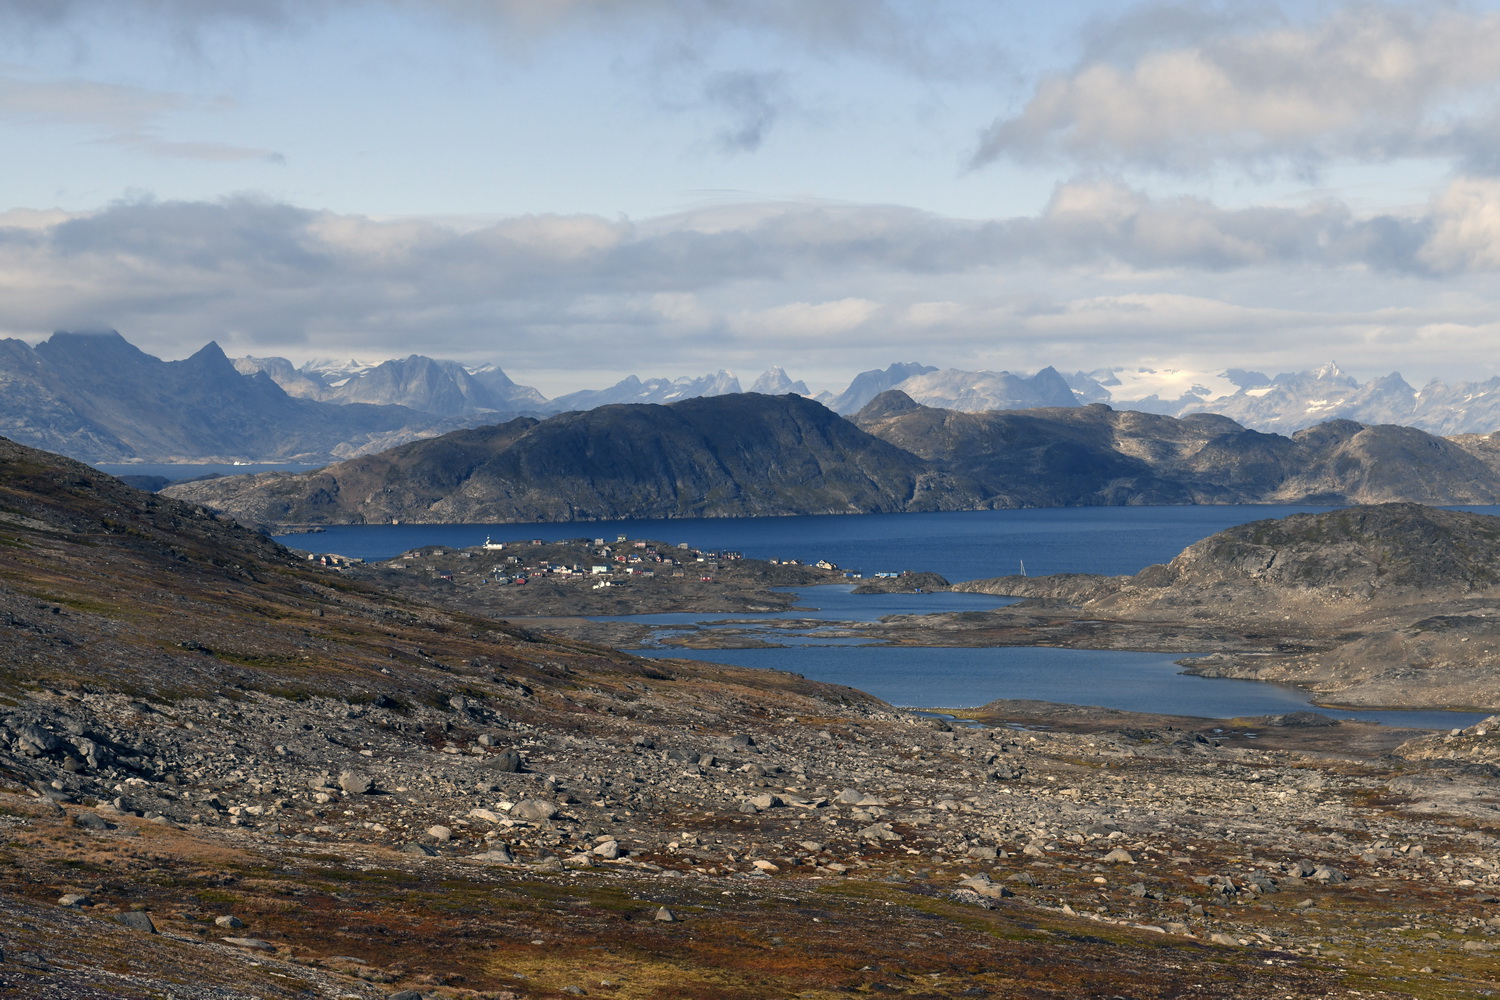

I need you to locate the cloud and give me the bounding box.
[0,182,1495,377]
[0,182,1451,306]
[1,1,1004,163]
[1419,176,1500,272]
[728,297,882,339]
[0,0,998,78]
[95,132,285,163]
[0,0,323,35]
[701,70,787,153]
[0,74,181,130]
[0,72,284,164]
[972,4,1500,175]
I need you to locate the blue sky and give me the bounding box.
[4,0,1500,397]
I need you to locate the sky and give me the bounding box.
[5,1,1500,397]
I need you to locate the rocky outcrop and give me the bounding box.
[958,504,1500,710]
[965,505,1500,614]
[1126,504,1500,605]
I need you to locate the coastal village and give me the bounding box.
[331,535,947,621]
[470,536,757,589]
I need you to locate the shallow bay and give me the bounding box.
[275,506,1500,727]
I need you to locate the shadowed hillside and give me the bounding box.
[164,392,988,526]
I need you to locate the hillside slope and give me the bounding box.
[167,390,1500,528]
[6,440,1500,997]
[857,393,1500,506]
[164,392,986,526]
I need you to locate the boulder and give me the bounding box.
[115,911,157,934]
[509,799,560,822]
[338,771,373,795]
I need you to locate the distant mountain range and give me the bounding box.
[0,332,472,464]
[233,354,548,416]
[836,361,1500,437]
[1065,361,1500,436]
[164,390,1500,527]
[11,330,1500,466]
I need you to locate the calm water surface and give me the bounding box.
[273,505,1379,579]
[607,585,1489,728]
[272,508,1500,728]
[647,645,1484,729]
[99,462,324,482]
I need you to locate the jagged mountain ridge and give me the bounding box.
[1069,361,1500,436]
[820,362,939,414]
[888,366,1078,413]
[16,325,1500,467]
[241,353,814,417]
[234,354,548,415]
[544,369,744,412]
[749,365,811,396]
[0,332,472,464]
[221,336,1500,437]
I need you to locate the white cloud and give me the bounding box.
[728,298,881,339]
[1419,175,1500,272]
[0,185,1497,380]
[973,4,1500,175]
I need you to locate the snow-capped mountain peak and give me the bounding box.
[749,366,812,396]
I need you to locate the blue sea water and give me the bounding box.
[274,504,1374,579]
[649,644,1483,729]
[96,462,324,482]
[273,506,1500,727]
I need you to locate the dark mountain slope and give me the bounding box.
[0,431,884,709]
[856,393,1500,507]
[854,394,1251,505]
[164,393,985,526]
[168,391,1500,529]
[0,336,130,458]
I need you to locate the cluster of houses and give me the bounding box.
[464,536,745,589]
[304,552,362,569]
[329,534,914,590]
